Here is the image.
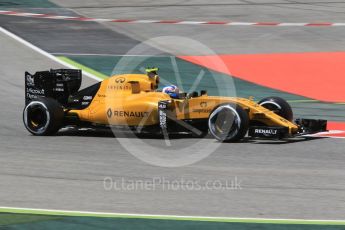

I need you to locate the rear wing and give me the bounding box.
[25,69,82,105]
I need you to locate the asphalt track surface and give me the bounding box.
[51,0,345,54]
[0,0,345,220]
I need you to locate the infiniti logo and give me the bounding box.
[115,77,126,84]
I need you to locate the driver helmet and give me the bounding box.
[145,67,158,78]
[162,85,179,98]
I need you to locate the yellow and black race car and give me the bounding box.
[23,68,327,142]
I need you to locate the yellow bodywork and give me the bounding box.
[69,74,299,134]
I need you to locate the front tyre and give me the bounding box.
[208,103,249,142]
[23,98,64,136]
[258,96,293,121]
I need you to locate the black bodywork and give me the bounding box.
[248,119,327,139]
[25,69,100,109]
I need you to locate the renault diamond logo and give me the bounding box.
[107,108,113,118]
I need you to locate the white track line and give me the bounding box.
[0,206,344,224]
[0,27,102,82]
[0,10,343,27]
[51,52,170,57]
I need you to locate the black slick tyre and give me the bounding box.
[23,97,64,136]
[258,96,293,121]
[208,103,249,142]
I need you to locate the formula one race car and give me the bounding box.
[23,68,327,142]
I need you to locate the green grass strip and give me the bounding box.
[0,207,344,225]
[57,56,108,80]
[0,213,60,225]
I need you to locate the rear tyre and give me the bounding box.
[258,96,293,121]
[208,103,249,142]
[23,98,64,136]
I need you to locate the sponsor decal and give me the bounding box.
[107,85,131,90]
[26,94,39,99]
[192,101,211,113]
[26,86,45,100]
[82,102,89,105]
[254,128,278,135]
[159,103,167,109]
[107,108,113,118]
[83,96,93,100]
[158,101,169,129]
[200,101,207,108]
[26,74,35,86]
[107,109,149,118]
[192,101,212,113]
[193,109,212,113]
[97,94,106,98]
[26,88,45,95]
[115,77,126,84]
[53,88,64,92]
[159,110,167,129]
